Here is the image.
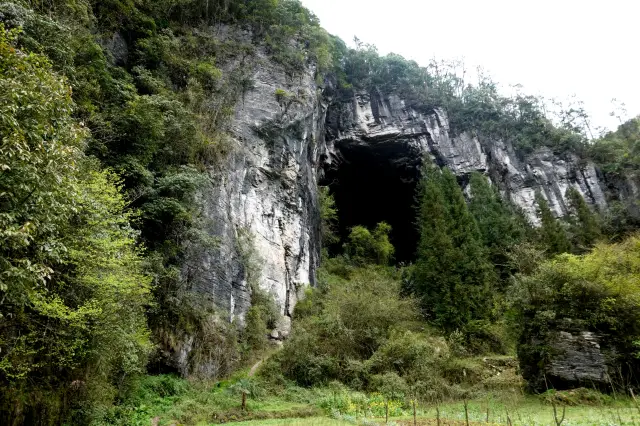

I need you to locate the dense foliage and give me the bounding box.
[0,0,340,422]
[467,171,529,284]
[343,222,395,266]
[590,117,640,177]
[1,0,640,422]
[275,262,424,388]
[0,24,151,423]
[408,165,495,331]
[589,117,640,238]
[512,235,640,391]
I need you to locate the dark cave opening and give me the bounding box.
[321,142,423,264]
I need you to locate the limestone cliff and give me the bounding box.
[324,90,608,225]
[181,61,618,376]
[189,50,328,339]
[195,79,612,327]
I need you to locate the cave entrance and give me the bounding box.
[321,142,423,264]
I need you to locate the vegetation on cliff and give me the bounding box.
[1,0,640,423]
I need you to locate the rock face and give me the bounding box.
[191,50,327,332]
[181,70,617,377]
[518,321,615,391]
[191,86,612,329]
[324,90,608,225]
[547,331,608,387]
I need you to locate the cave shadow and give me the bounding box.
[321,142,423,264]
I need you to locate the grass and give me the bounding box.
[104,373,640,426]
[390,396,640,426]
[226,418,350,425]
[223,396,640,426]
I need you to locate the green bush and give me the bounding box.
[511,235,640,391]
[272,266,420,387]
[343,222,395,265]
[366,330,449,378]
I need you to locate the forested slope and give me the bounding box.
[0,0,639,424]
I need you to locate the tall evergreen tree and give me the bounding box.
[534,191,572,255]
[468,172,528,284]
[565,186,602,252]
[412,165,494,331]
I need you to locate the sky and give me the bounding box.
[301,0,639,133]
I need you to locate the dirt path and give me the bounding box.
[248,359,263,377]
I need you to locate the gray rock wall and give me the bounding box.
[193,84,612,333]
[188,50,327,336]
[547,330,608,386]
[324,90,608,225]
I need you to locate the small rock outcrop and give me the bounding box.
[518,321,615,391]
[547,331,608,386]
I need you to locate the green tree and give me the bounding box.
[0,25,151,423]
[468,172,528,284]
[411,165,494,331]
[319,186,339,247]
[534,191,572,255]
[344,222,394,265]
[565,186,601,252]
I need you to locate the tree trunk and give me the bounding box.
[436,405,440,426]
[241,391,246,412]
[412,399,417,426]
[385,399,389,424]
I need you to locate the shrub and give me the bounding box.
[273,266,420,387]
[344,222,395,265]
[511,235,640,391]
[366,330,449,378]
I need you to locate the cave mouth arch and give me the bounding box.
[321,141,424,264]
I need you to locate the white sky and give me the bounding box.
[301,0,639,133]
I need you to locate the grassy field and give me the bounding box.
[225,418,351,425]
[225,396,640,426]
[392,397,640,425]
[109,373,640,425]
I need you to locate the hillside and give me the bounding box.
[0,0,639,424]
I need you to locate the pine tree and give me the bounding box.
[534,191,572,255]
[565,186,602,252]
[468,172,528,285]
[412,166,494,331]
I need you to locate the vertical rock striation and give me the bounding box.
[188,50,328,339]
[324,90,608,225]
